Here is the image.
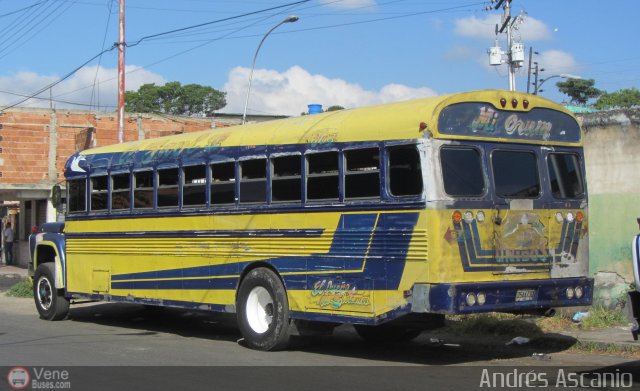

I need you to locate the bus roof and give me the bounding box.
[78,90,581,159]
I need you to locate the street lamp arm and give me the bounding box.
[242,16,299,124]
[537,74,582,92]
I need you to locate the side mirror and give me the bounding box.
[52,185,62,210]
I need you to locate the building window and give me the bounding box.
[183,165,207,207]
[134,171,154,209]
[492,150,540,198]
[441,146,485,197]
[345,148,380,199]
[90,176,108,211]
[388,145,423,197]
[211,162,235,205]
[272,155,301,203]
[240,159,267,204]
[68,179,86,213]
[547,153,584,199]
[158,168,179,208]
[307,152,339,201]
[111,173,130,210]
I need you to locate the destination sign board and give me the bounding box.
[438,102,581,143]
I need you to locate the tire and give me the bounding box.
[33,263,69,321]
[354,324,422,344]
[236,268,291,351]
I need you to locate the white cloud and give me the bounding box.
[0,65,166,110]
[222,65,437,116]
[445,45,476,60]
[454,14,551,41]
[536,50,580,75]
[320,0,376,9]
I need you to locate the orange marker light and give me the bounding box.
[576,212,584,222]
[452,211,462,223]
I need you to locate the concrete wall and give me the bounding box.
[579,108,640,307]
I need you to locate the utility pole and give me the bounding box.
[526,46,532,94]
[487,0,524,91]
[117,0,125,144]
[533,62,540,94]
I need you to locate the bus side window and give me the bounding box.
[272,155,301,203]
[440,147,485,196]
[90,175,108,212]
[240,159,267,204]
[68,179,86,213]
[547,153,584,199]
[158,168,179,208]
[134,171,154,209]
[307,152,339,201]
[345,148,380,200]
[388,145,423,197]
[211,162,236,206]
[111,173,131,211]
[183,165,207,207]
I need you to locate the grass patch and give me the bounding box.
[7,279,33,298]
[579,306,628,329]
[570,340,640,357]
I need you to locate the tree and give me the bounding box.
[594,88,640,109]
[326,105,345,112]
[555,78,603,105]
[125,81,226,116]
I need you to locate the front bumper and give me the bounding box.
[410,277,593,315]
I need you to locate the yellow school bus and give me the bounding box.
[30,90,592,350]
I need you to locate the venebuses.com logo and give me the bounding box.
[6,367,30,390]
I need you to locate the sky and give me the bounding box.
[0,0,637,116]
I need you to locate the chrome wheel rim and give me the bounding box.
[37,276,53,311]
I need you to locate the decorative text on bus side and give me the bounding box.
[311,279,370,309]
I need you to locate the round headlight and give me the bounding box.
[575,286,584,299]
[464,211,474,224]
[566,212,575,223]
[555,212,564,223]
[466,292,477,306]
[476,211,486,223]
[566,287,575,299]
[477,292,486,305]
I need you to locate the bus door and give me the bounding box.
[490,146,552,276]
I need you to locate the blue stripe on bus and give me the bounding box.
[66,228,325,240]
[110,212,419,291]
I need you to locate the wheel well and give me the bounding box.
[236,262,284,300]
[36,245,57,269]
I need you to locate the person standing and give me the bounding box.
[4,222,14,265]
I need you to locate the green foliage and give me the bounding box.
[579,306,628,329]
[595,88,640,109]
[556,78,603,105]
[7,279,33,298]
[325,105,345,112]
[125,81,226,116]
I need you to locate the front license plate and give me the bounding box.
[515,289,537,302]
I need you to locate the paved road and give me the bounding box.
[1,294,639,390]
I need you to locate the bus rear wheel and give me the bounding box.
[236,268,291,351]
[33,263,69,321]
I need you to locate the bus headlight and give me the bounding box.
[566,287,575,299]
[555,212,564,223]
[566,212,575,223]
[476,211,486,223]
[466,292,477,306]
[575,286,584,299]
[464,211,474,224]
[477,291,486,305]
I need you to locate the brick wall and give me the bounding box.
[0,108,235,185]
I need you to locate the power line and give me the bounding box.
[125,0,311,48]
[0,1,47,18]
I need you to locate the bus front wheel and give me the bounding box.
[236,268,291,351]
[33,263,69,321]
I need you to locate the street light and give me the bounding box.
[537,73,582,94]
[242,15,299,124]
